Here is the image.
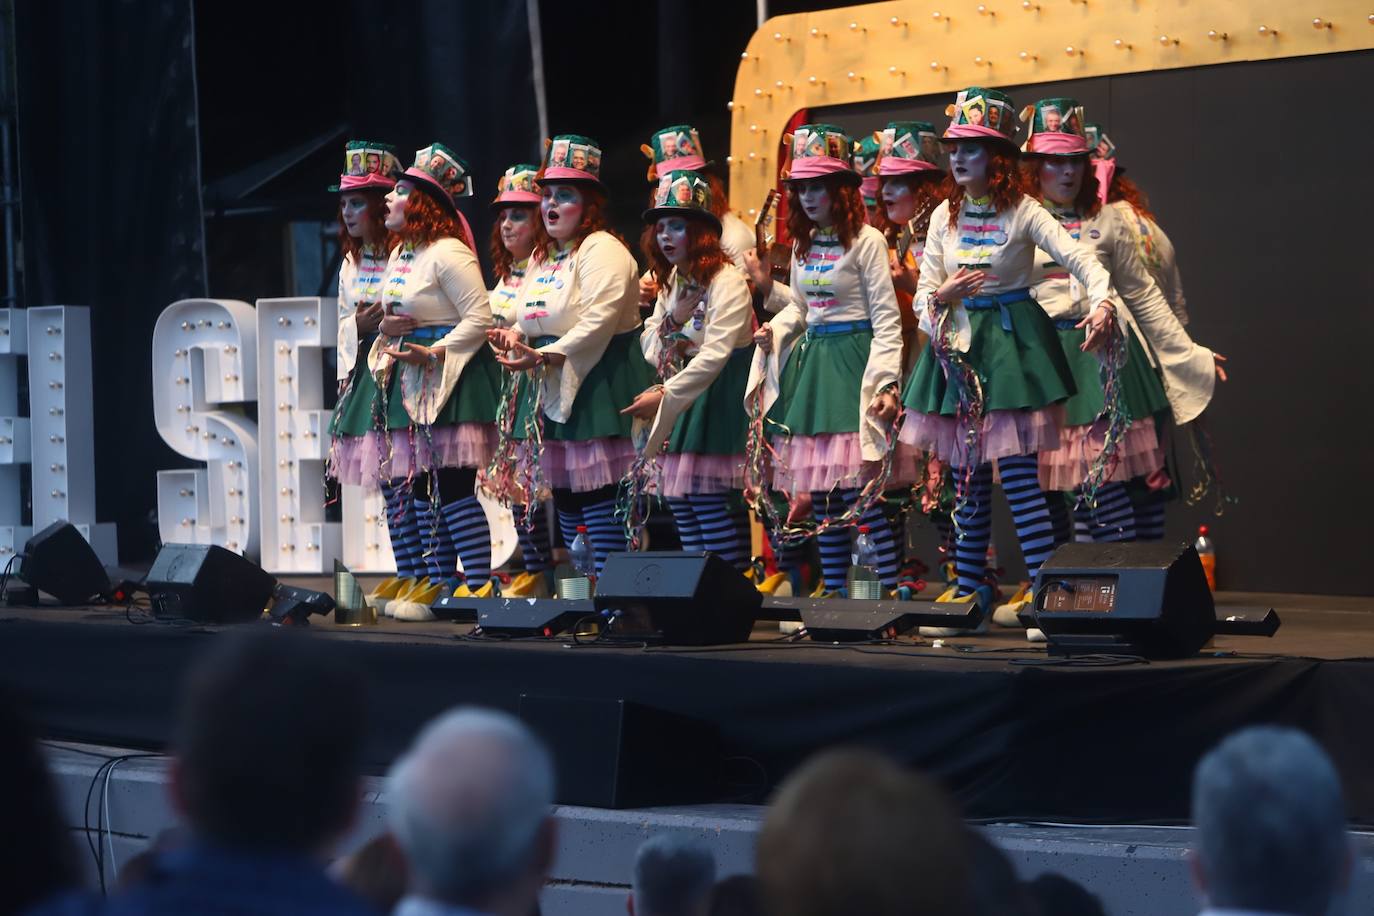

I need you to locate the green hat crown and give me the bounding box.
[650,170,714,215]
[789,123,856,167]
[408,142,473,199]
[1085,123,1117,159]
[855,135,882,177]
[880,120,944,167]
[496,164,539,196]
[544,134,604,178]
[945,87,1018,140]
[342,140,401,179]
[1022,98,1087,139]
[647,125,706,165]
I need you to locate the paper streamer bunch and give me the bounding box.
[1184,417,1236,516]
[1080,320,1130,509]
[930,304,986,537]
[480,366,549,531]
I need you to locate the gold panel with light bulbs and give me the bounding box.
[728,0,1374,217]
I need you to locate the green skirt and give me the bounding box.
[331,335,502,437]
[903,298,1075,416]
[767,327,872,437]
[1055,324,1171,426]
[668,346,753,455]
[513,328,656,442]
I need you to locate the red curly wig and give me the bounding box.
[1106,174,1155,221]
[786,175,868,259]
[872,172,952,241]
[639,216,728,288]
[533,176,625,258]
[489,204,550,283]
[398,186,475,251]
[945,143,1029,228]
[336,189,395,262]
[1019,157,1101,219]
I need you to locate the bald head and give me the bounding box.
[387,708,555,906]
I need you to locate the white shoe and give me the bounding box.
[1026,627,1046,643]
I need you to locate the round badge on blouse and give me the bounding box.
[992,229,1008,245]
[554,279,564,289]
[1088,229,1101,239]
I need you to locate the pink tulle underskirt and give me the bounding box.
[898,405,1064,465]
[540,438,638,491]
[771,432,867,494]
[330,424,495,487]
[1037,417,1164,491]
[656,452,746,497]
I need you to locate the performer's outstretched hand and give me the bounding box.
[1077,301,1117,352]
[1214,353,1229,383]
[934,267,985,305]
[381,341,441,365]
[753,322,773,354]
[486,327,523,352]
[620,387,664,420]
[868,389,900,423]
[379,313,417,337]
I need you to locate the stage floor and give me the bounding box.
[3,586,1372,825]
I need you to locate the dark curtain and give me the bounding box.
[14,0,207,561]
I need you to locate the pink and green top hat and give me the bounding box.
[855,134,881,202]
[877,120,944,175]
[1084,123,1121,204]
[642,124,711,181]
[1020,97,1089,156]
[541,134,604,187]
[783,123,861,185]
[942,87,1018,145]
[399,142,473,217]
[641,169,721,233]
[491,163,541,209]
[328,139,402,192]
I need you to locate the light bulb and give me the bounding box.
[1207,29,1228,41]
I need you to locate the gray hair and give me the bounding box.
[631,834,717,916]
[1192,726,1349,916]
[386,707,555,903]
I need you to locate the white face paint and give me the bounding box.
[498,206,537,259]
[948,142,991,194]
[339,192,371,239]
[1037,156,1086,206]
[384,181,413,232]
[656,217,691,265]
[795,179,833,227]
[541,184,585,242]
[881,179,916,224]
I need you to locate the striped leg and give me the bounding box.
[1134,493,1167,541]
[998,455,1064,582]
[950,464,994,596]
[581,497,627,576]
[814,489,901,591]
[516,503,553,573]
[1084,482,1137,543]
[382,480,422,578]
[666,497,704,553]
[1072,505,1095,543]
[441,494,493,583]
[413,496,458,580]
[688,493,750,573]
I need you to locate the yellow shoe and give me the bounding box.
[809,581,831,599]
[919,584,991,637]
[991,582,1032,628]
[757,572,793,597]
[392,579,446,622]
[468,579,495,598]
[369,576,417,618]
[369,576,403,599]
[504,571,550,598]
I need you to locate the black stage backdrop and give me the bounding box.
[12,0,1374,593]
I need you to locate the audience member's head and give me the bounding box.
[708,874,762,916]
[757,749,973,916]
[628,834,716,916]
[965,831,1034,916]
[1023,873,1106,916]
[330,832,408,914]
[387,707,556,916]
[1191,726,1351,916]
[0,687,83,912]
[170,628,368,856]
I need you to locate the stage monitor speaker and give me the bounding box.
[1022,541,1215,659]
[519,694,721,808]
[594,551,761,645]
[268,584,336,626]
[145,543,277,624]
[470,598,592,637]
[19,521,111,605]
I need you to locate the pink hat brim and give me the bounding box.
[654,156,708,178]
[336,173,397,191]
[878,157,941,176]
[492,191,542,206]
[786,156,860,182]
[541,166,602,184]
[942,124,1015,143]
[1025,133,1090,155]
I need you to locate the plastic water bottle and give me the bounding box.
[850,525,883,599]
[1195,525,1216,592]
[561,526,596,600]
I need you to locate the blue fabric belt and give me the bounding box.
[1054,318,1083,331]
[805,319,872,338]
[531,334,559,348]
[408,324,456,341]
[961,288,1032,332]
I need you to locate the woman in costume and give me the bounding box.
[486,134,651,576]
[743,124,905,596]
[901,88,1116,615]
[487,164,556,595]
[330,143,502,619]
[1016,100,1222,563]
[622,169,754,572]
